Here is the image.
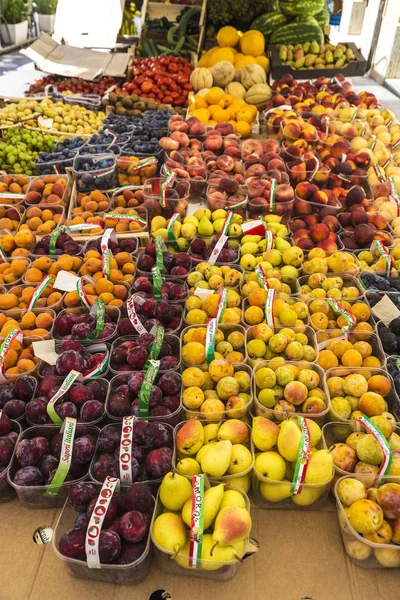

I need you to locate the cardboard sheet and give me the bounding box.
[2,498,399,600]
[21,34,131,81]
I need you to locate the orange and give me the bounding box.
[235,121,252,138]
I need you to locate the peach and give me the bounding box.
[376,483,400,519]
[310,223,330,242]
[275,184,294,202]
[282,121,302,140]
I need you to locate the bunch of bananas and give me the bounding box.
[120,2,141,37]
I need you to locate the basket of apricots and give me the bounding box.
[0,229,36,258]
[79,247,136,285]
[23,255,82,285]
[62,277,129,309]
[0,308,55,339]
[0,257,30,286]
[103,207,147,234]
[3,283,63,311]
[66,213,105,236]
[316,331,385,371]
[184,289,242,326]
[0,336,40,381]
[308,298,373,333]
[243,290,309,328]
[0,174,30,204]
[24,175,70,207]
[70,190,111,216]
[116,155,158,186]
[20,205,64,236]
[112,186,144,209]
[0,205,24,232]
[181,324,247,367]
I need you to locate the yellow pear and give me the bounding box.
[218,419,249,444]
[259,479,292,502]
[219,489,246,510]
[291,485,325,506]
[252,416,279,451]
[176,457,202,476]
[159,472,192,511]
[201,534,244,570]
[176,420,204,456]
[203,423,221,444]
[277,420,301,462]
[212,506,252,547]
[173,540,190,569]
[196,441,217,463]
[224,473,250,493]
[304,449,333,484]
[227,444,253,474]
[255,451,286,481]
[201,440,233,477]
[182,483,225,529]
[152,512,187,553]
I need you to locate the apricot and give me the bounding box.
[57,255,74,271]
[115,252,133,268]
[25,267,43,283]
[19,312,36,329]
[351,302,371,322]
[317,350,339,370]
[353,341,372,359]
[29,328,50,337]
[113,284,128,300]
[14,230,36,249]
[11,259,29,277]
[35,313,53,330]
[41,209,54,221]
[109,269,123,282]
[17,358,36,373]
[33,257,52,271]
[368,375,391,397]
[310,313,329,330]
[0,293,19,310]
[27,217,42,231]
[85,258,102,273]
[4,349,18,369]
[122,263,135,275]
[359,391,386,416]
[64,291,80,307]
[95,278,114,295]
[342,349,363,367]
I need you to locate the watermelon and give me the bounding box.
[279,0,325,17]
[271,18,324,44]
[251,12,290,42]
[314,8,330,28]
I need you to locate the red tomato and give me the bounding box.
[163,95,173,103]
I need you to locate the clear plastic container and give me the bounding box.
[142,177,190,219]
[188,238,240,266]
[0,336,41,383]
[315,331,386,369]
[184,296,243,328]
[105,372,183,426]
[242,296,310,327]
[180,363,253,421]
[69,189,112,215]
[7,424,100,507]
[21,204,65,235]
[116,153,158,187]
[111,185,144,210]
[136,250,191,280]
[0,418,22,502]
[293,190,342,215]
[73,153,117,192]
[109,333,181,376]
[30,238,86,258]
[340,231,395,251]
[286,159,331,186]
[206,184,248,219]
[25,174,72,207]
[150,482,251,581]
[240,273,299,297]
[38,341,111,380]
[252,358,328,424]
[53,305,120,344]
[2,306,55,340]
[325,367,400,422]
[0,257,31,288]
[297,273,364,302]
[251,435,334,510]
[53,481,152,584]
[101,207,148,235]
[248,197,294,220]
[35,151,78,175]
[279,120,319,148]
[83,234,139,257]
[0,174,30,205]
[307,296,375,331]
[180,323,248,366]
[89,422,174,493]
[335,475,400,569]
[61,280,130,311]
[0,203,25,232]
[187,265,244,293]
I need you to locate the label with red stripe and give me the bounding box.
[189,474,205,568]
[291,416,311,494]
[86,476,120,569]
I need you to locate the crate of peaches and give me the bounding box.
[24,175,71,207]
[0,174,30,204]
[79,241,136,285]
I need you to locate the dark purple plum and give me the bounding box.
[145,447,172,479]
[97,426,120,453]
[158,372,181,396]
[163,395,180,413]
[69,385,93,407]
[68,482,97,512]
[16,439,42,466]
[116,541,146,565]
[25,397,48,424]
[56,350,84,375]
[3,399,25,420]
[99,530,121,563]
[119,510,147,543]
[14,375,36,401]
[87,495,118,527]
[91,453,118,482]
[56,402,79,420]
[37,454,59,479]
[0,385,13,409]
[59,528,86,560]
[74,513,90,530]
[108,391,131,417]
[13,466,43,486]
[80,400,104,423]
[0,412,11,436]
[72,435,95,464]
[0,437,14,466]
[123,482,153,512]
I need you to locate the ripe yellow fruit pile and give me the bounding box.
[199,27,270,73]
[188,87,257,137]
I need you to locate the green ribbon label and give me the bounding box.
[357,119,366,137]
[291,416,311,494]
[119,415,136,484]
[205,318,217,364]
[102,128,118,147]
[100,228,116,279]
[0,328,23,384]
[268,179,277,212]
[126,296,147,334]
[87,299,106,340]
[355,416,392,486]
[44,417,77,497]
[160,171,177,208]
[215,287,227,323]
[138,359,160,418]
[326,298,356,334]
[151,266,163,301]
[189,474,205,568]
[255,264,269,291]
[82,343,109,379]
[369,136,378,152]
[47,370,82,424]
[26,275,53,310]
[146,324,165,364]
[0,244,7,263]
[388,176,400,216]
[167,213,181,245]
[265,289,276,328]
[396,359,400,372]
[372,164,386,182]
[86,476,120,569]
[306,155,320,182]
[49,226,68,256]
[154,236,165,273]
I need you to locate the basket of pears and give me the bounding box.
[151,471,253,579]
[251,416,334,509]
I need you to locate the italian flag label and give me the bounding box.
[189,474,205,568]
[388,176,400,216]
[321,115,331,136]
[154,236,165,273]
[26,275,53,310]
[44,417,77,496]
[82,344,109,379]
[207,212,234,265]
[205,318,217,364]
[119,416,136,484]
[104,213,147,227]
[306,154,320,182]
[76,276,93,309]
[102,128,118,147]
[86,476,120,569]
[255,264,269,290]
[0,328,23,384]
[265,230,274,250]
[126,296,147,335]
[151,266,163,300]
[87,299,106,340]
[138,359,160,418]
[221,211,234,237]
[216,287,227,323]
[372,240,392,276]
[291,416,311,494]
[241,219,266,237]
[264,289,276,328]
[268,179,277,212]
[100,228,115,279]
[357,119,366,137]
[146,324,164,365]
[68,222,104,232]
[355,416,392,486]
[167,213,180,245]
[47,370,83,424]
[128,156,157,172]
[160,172,177,208]
[392,138,400,152]
[372,164,386,182]
[326,298,356,334]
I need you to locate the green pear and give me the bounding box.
[196,441,217,463]
[194,207,211,221]
[198,216,214,237]
[274,237,291,252]
[201,534,245,569]
[152,512,187,553]
[212,506,252,547]
[278,420,301,462]
[203,423,221,444]
[182,483,225,529]
[242,234,261,244]
[259,479,292,502]
[176,420,204,456]
[252,416,279,451]
[160,472,193,511]
[255,451,286,481]
[388,432,400,452]
[291,485,325,506]
[227,444,253,474]
[303,418,322,447]
[176,457,202,476]
[211,208,227,221]
[201,440,232,477]
[217,419,248,444]
[219,489,246,511]
[304,449,333,484]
